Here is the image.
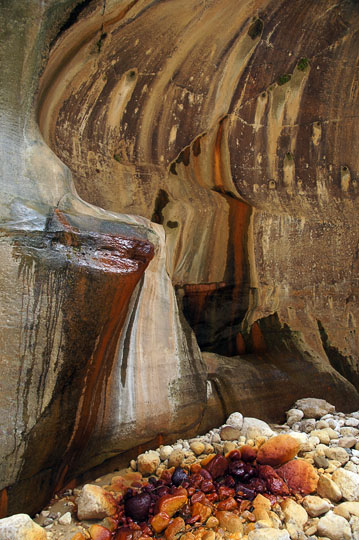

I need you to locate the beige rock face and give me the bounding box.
[2,0,359,517]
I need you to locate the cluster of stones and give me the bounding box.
[2,398,359,540]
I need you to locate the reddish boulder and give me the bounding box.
[277,460,319,494]
[257,435,300,466]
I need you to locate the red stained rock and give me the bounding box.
[216,497,238,511]
[204,455,229,479]
[150,512,171,533]
[191,502,212,522]
[164,517,185,540]
[113,527,135,540]
[256,435,300,466]
[277,459,319,494]
[240,445,257,462]
[258,465,290,496]
[88,524,112,540]
[155,490,188,517]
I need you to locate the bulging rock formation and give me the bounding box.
[1,0,359,517]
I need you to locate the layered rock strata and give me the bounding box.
[2,0,359,519]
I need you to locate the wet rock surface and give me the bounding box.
[3,399,358,540]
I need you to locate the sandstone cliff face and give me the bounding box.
[1,0,359,517]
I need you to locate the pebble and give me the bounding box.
[160,445,173,461]
[226,411,244,429]
[248,528,290,539]
[241,417,274,439]
[58,512,72,525]
[137,450,160,475]
[0,514,47,539]
[76,484,117,520]
[302,495,332,517]
[9,399,359,540]
[317,510,352,540]
[314,455,329,469]
[219,425,241,441]
[338,437,357,448]
[332,468,359,501]
[317,474,342,502]
[346,418,359,427]
[310,430,330,445]
[325,446,349,465]
[189,441,205,455]
[295,397,335,419]
[168,449,185,467]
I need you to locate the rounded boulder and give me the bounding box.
[256,434,300,466]
[277,459,319,494]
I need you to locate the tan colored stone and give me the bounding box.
[190,441,205,456]
[205,516,219,528]
[310,430,330,445]
[137,451,161,475]
[324,446,349,465]
[334,501,359,520]
[220,426,241,441]
[257,434,300,466]
[332,468,359,501]
[295,398,335,419]
[215,511,243,533]
[223,441,236,454]
[317,475,342,502]
[168,449,185,468]
[302,495,332,517]
[0,514,46,540]
[77,484,117,520]
[317,511,352,540]
[248,528,290,539]
[281,498,308,530]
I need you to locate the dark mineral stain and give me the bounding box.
[169,162,177,175]
[248,18,263,40]
[182,147,190,166]
[167,220,178,229]
[96,31,107,53]
[151,189,169,224]
[192,137,201,157]
[52,0,94,46]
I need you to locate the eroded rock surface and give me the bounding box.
[2,0,359,518]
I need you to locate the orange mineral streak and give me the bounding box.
[0,489,8,519]
[53,212,154,492]
[235,332,246,354]
[250,321,267,354]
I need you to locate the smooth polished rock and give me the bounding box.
[257,435,300,466]
[317,475,342,502]
[302,496,332,517]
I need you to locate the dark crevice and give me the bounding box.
[318,319,359,389]
[151,189,169,224]
[52,0,94,46]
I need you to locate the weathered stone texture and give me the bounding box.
[1,0,359,517]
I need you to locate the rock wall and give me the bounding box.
[1,0,359,517]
